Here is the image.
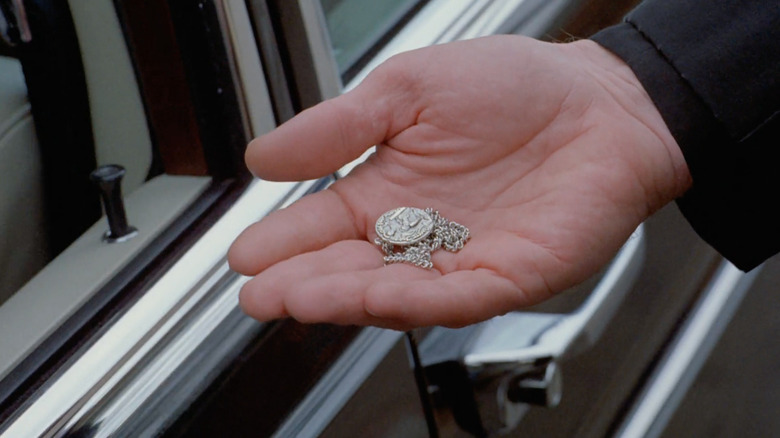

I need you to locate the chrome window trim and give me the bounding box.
[63,262,235,434]
[297,0,343,100]
[63,268,259,436]
[220,0,277,137]
[344,0,544,90]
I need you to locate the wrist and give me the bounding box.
[568,39,692,210]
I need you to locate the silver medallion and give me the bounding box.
[374,207,470,269]
[375,207,434,245]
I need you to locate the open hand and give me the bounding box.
[228,36,690,330]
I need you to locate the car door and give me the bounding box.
[0,1,764,437]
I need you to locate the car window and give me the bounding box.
[1,1,349,434]
[320,0,425,80]
[0,0,255,411]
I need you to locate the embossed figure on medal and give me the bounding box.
[374,207,470,269]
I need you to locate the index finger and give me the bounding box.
[227,189,362,276]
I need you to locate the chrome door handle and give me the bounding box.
[418,225,645,436]
[467,224,645,366]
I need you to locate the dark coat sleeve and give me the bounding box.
[591,0,780,271]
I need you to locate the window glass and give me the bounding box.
[320,0,424,77]
[0,0,246,392]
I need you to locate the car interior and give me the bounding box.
[0,0,216,385]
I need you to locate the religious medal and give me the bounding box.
[374,207,470,269]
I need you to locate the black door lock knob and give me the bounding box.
[90,164,138,243]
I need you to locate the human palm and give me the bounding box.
[228,36,690,330]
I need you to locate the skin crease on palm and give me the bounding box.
[227,35,692,331]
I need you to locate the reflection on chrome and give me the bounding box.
[345,0,566,90]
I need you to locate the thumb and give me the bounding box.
[244,65,421,181]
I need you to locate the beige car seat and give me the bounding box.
[0,56,48,303]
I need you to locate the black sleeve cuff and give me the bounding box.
[591,8,780,271]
